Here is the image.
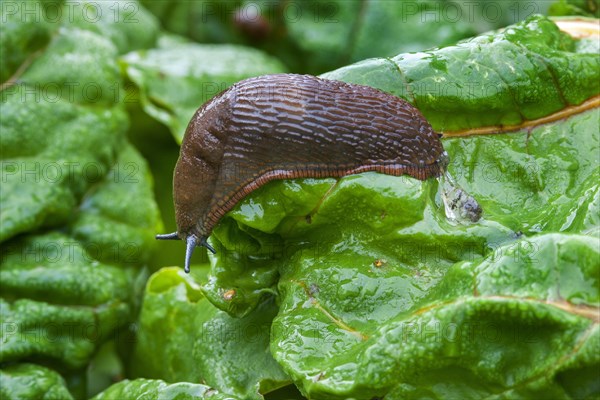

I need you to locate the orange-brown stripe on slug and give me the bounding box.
[158,74,448,272]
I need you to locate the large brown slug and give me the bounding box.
[157,74,449,272]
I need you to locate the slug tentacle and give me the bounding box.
[156,232,180,240]
[158,73,451,272]
[184,235,197,274]
[200,236,216,254]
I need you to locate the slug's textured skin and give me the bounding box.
[160,74,448,270]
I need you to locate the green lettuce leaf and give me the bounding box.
[130,267,290,400]
[0,0,161,396]
[120,40,287,143]
[68,0,159,54]
[270,230,598,398]
[69,144,162,266]
[0,1,59,83]
[0,84,127,242]
[443,109,599,234]
[0,364,74,400]
[0,232,140,369]
[0,142,159,373]
[0,0,158,85]
[549,0,600,17]
[92,378,237,400]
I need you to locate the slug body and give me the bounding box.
[157,74,448,272]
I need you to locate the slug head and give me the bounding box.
[172,145,214,237]
[156,163,217,273]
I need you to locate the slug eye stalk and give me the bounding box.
[155,232,179,240]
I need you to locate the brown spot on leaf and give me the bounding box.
[223,289,236,301]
